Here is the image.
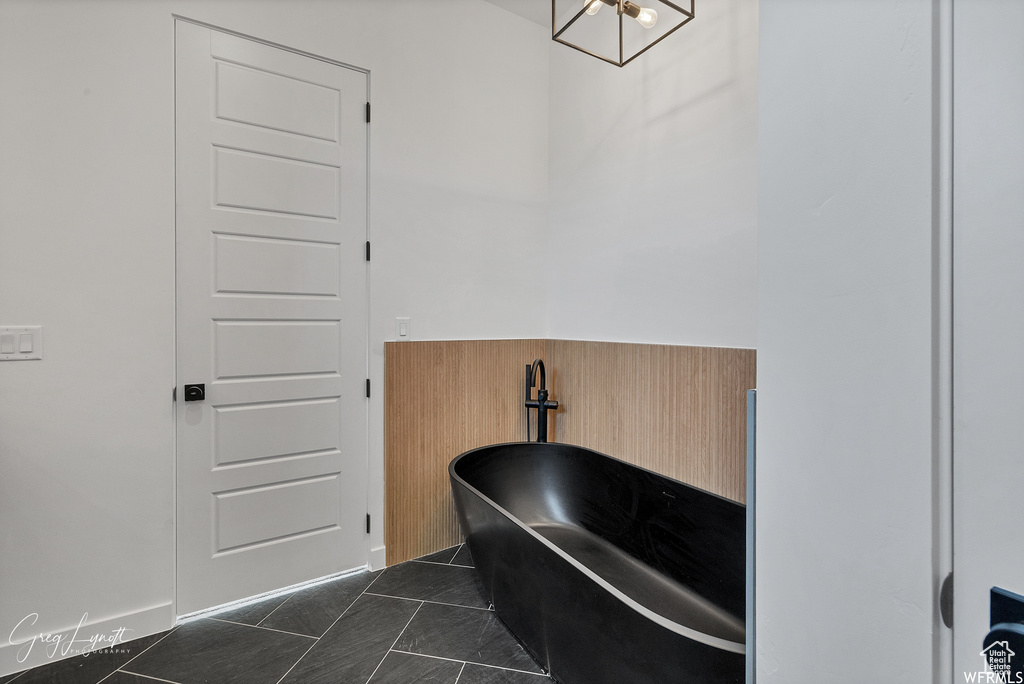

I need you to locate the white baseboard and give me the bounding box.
[0,601,174,678]
[369,545,386,571]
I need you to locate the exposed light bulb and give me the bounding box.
[635,6,658,28]
[621,2,659,29]
[585,0,603,15]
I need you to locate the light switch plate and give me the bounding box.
[395,317,411,341]
[0,326,42,361]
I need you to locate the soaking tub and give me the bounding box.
[449,442,745,684]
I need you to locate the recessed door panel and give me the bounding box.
[214,474,342,553]
[214,234,341,297]
[213,320,341,379]
[213,147,339,219]
[215,61,340,141]
[214,398,342,466]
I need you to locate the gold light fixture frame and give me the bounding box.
[552,0,695,67]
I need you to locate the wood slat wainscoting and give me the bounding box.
[384,339,756,566]
[547,340,755,504]
[384,339,544,566]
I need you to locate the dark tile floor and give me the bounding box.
[1,545,552,684]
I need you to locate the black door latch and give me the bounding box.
[183,384,205,402]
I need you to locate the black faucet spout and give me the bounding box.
[525,359,558,443]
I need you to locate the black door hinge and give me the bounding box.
[365,241,371,262]
[366,379,371,398]
[366,513,371,534]
[365,102,371,123]
[172,386,177,401]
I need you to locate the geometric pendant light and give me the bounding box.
[552,0,695,67]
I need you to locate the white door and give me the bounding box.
[952,1,1024,680]
[175,20,369,615]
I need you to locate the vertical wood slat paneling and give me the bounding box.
[548,340,755,504]
[384,339,756,566]
[384,340,544,566]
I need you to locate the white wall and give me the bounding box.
[952,0,1024,677]
[0,0,548,675]
[546,0,758,348]
[756,0,939,680]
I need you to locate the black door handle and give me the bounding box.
[183,384,205,402]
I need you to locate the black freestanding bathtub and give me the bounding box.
[449,442,745,684]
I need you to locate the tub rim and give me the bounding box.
[449,441,746,655]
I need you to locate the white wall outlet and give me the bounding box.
[395,317,411,341]
[0,326,43,361]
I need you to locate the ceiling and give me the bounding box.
[480,0,551,28]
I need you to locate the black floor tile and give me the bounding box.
[258,570,380,637]
[416,546,460,565]
[280,593,420,684]
[101,672,168,684]
[368,561,488,609]
[2,630,170,684]
[367,652,463,683]
[394,603,542,674]
[458,664,552,683]
[450,544,474,568]
[2,556,549,684]
[122,618,314,684]
[210,592,292,627]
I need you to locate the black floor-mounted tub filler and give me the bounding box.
[449,442,745,684]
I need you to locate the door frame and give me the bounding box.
[935,0,954,681]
